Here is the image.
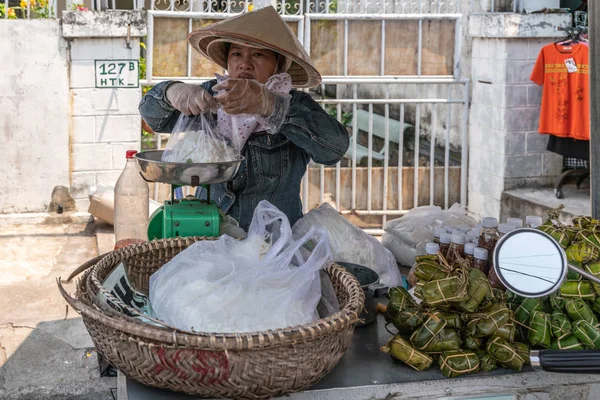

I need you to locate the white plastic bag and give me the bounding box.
[292,203,402,288]
[149,201,332,333]
[161,113,239,163]
[381,203,478,266]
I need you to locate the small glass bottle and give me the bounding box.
[473,247,489,275]
[446,232,466,264]
[440,233,452,259]
[433,227,446,244]
[526,215,543,228]
[478,217,500,265]
[445,225,457,234]
[464,242,476,268]
[506,218,524,229]
[457,224,471,234]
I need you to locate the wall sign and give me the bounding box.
[95,60,139,88]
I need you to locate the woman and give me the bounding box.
[139,6,349,231]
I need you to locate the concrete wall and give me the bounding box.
[467,13,572,219]
[0,20,70,213]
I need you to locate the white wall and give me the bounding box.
[0,20,71,213]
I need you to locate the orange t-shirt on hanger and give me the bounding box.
[530,42,589,141]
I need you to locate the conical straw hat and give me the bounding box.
[188,6,321,88]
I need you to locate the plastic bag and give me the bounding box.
[382,203,477,267]
[149,200,332,333]
[292,203,402,288]
[161,112,238,163]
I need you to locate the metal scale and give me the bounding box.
[133,150,243,240]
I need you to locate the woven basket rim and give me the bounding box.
[59,236,364,350]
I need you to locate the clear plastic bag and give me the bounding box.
[292,203,402,288]
[161,112,239,163]
[149,201,333,333]
[382,203,478,267]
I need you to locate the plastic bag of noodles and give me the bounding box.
[467,304,512,338]
[528,311,552,349]
[551,335,585,350]
[457,268,492,313]
[573,320,600,349]
[475,350,498,372]
[515,298,544,325]
[486,336,525,372]
[560,280,596,300]
[495,322,516,343]
[565,298,598,325]
[514,342,530,365]
[438,350,480,378]
[410,311,447,350]
[551,310,572,339]
[422,329,462,354]
[381,335,433,371]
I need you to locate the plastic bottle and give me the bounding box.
[478,217,500,265]
[446,232,466,264]
[445,225,457,234]
[433,227,446,245]
[466,230,479,244]
[498,223,515,237]
[526,215,543,228]
[114,150,149,242]
[426,242,440,255]
[506,218,524,229]
[464,242,476,268]
[439,233,452,259]
[473,247,489,275]
[457,224,471,234]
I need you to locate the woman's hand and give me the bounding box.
[166,82,218,116]
[213,79,277,117]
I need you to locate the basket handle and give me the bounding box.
[66,252,109,283]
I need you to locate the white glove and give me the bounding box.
[166,82,218,116]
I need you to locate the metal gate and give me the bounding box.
[140,0,469,234]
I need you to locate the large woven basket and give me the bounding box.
[58,237,364,399]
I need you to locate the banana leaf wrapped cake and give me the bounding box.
[410,312,447,350]
[486,337,525,372]
[551,335,585,350]
[381,335,433,371]
[528,311,552,349]
[438,350,480,378]
[573,320,600,349]
[467,305,512,338]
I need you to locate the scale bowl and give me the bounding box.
[134,150,243,186]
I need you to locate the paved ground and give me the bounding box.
[0,213,116,400]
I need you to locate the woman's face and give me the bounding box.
[226,44,279,84]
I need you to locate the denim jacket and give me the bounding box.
[139,80,349,231]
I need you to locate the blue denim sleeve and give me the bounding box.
[139,80,217,133]
[280,91,350,165]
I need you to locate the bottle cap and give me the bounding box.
[434,227,446,238]
[457,224,471,233]
[498,223,515,235]
[466,232,479,243]
[506,218,524,228]
[474,247,488,260]
[126,150,138,159]
[426,242,440,255]
[451,232,466,245]
[464,242,476,255]
[482,217,498,228]
[445,225,457,234]
[440,233,452,244]
[526,215,543,228]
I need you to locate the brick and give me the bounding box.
[469,148,505,178]
[471,104,506,131]
[526,131,548,153]
[70,39,114,60]
[527,84,543,106]
[505,107,539,132]
[505,131,527,155]
[71,171,97,199]
[72,143,113,171]
[506,40,529,60]
[72,89,119,116]
[112,142,141,171]
[528,39,550,60]
[112,38,141,59]
[473,82,505,107]
[505,85,528,107]
[115,89,143,115]
[506,60,536,84]
[472,58,506,83]
[472,38,500,60]
[96,115,141,143]
[469,124,506,154]
[71,116,95,144]
[542,152,564,176]
[505,154,542,178]
[70,60,95,89]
